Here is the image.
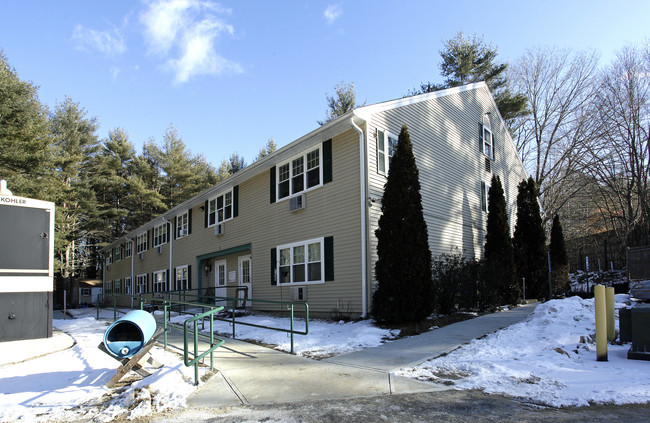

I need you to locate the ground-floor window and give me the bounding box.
[81,288,91,296]
[153,270,168,292]
[124,277,132,295]
[114,279,122,294]
[105,280,113,294]
[277,237,324,285]
[175,265,190,290]
[136,274,147,294]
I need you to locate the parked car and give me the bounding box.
[630,280,650,301]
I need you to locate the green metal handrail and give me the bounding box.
[181,305,225,386]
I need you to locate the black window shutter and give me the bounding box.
[146,273,150,293]
[492,131,496,160]
[167,222,171,240]
[478,122,484,153]
[270,166,276,203]
[188,265,192,290]
[271,248,277,285]
[173,216,177,239]
[233,185,239,217]
[188,209,192,234]
[204,200,208,228]
[147,229,151,250]
[325,236,334,281]
[323,139,333,184]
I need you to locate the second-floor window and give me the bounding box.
[208,190,233,226]
[124,241,132,258]
[136,233,147,254]
[277,147,321,200]
[177,211,189,238]
[153,223,168,247]
[377,129,398,176]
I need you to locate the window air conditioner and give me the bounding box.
[156,246,163,254]
[290,286,307,301]
[290,194,306,212]
[138,252,144,260]
[485,156,491,173]
[214,223,225,236]
[180,229,188,236]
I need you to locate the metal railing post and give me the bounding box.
[232,298,236,339]
[164,300,169,349]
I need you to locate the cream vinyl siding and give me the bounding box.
[103,128,364,315]
[365,86,526,292]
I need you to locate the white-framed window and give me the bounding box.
[125,240,132,258]
[277,237,324,285]
[105,251,113,266]
[377,129,398,176]
[115,245,122,261]
[136,274,147,294]
[81,287,91,296]
[481,181,490,212]
[153,269,168,293]
[114,279,121,294]
[482,125,493,159]
[153,223,168,247]
[105,280,112,294]
[124,277,132,295]
[177,211,189,238]
[208,190,233,227]
[136,232,147,254]
[277,146,322,201]
[175,265,190,290]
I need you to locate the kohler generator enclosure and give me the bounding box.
[0,187,55,342]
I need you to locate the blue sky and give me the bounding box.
[1,1,648,167]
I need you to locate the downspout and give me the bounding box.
[162,217,172,291]
[350,117,368,317]
[126,237,133,308]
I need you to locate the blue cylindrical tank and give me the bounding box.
[103,310,157,358]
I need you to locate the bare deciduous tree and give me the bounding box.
[510,47,600,223]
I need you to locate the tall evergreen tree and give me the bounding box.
[0,50,51,197]
[372,125,433,323]
[513,177,547,300]
[50,97,100,304]
[483,175,517,306]
[549,214,569,295]
[145,125,219,209]
[413,32,527,124]
[254,138,278,162]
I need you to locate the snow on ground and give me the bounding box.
[2,296,649,421]
[396,294,650,408]
[167,312,399,358]
[0,309,205,422]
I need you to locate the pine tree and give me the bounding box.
[549,214,569,295]
[483,175,517,306]
[372,125,433,323]
[0,50,51,196]
[513,177,547,300]
[413,32,527,124]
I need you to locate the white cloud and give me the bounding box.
[71,24,126,56]
[140,0,241,83]
[324,4,343,25]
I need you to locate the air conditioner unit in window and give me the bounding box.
[485,156,491,173]
[180,229,188,236]
[106,264,111,271]
[289,194,306,212]
[214,223,225,236]
[156,246,163,254]
[290,286,307,301]
[138,252,144,260]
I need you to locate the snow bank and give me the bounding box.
[396,295,650,407]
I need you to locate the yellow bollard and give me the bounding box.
[594,285,608,361]
[605,287,615,343]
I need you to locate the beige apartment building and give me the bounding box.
[100,82,528,318]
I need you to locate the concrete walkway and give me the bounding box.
[183,302,538,408]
